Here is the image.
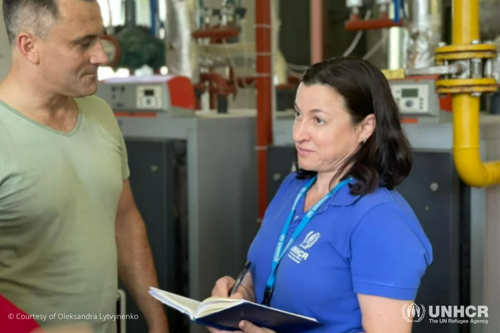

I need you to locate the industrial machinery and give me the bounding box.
[388,76,453,123]
[99,0,166,73]
[345,0,406,31]
[97,75,196,116]
[101,27,165,72]
[95,75,260,333]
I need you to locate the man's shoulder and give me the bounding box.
[75,95,119,130]
[75,94,113,116]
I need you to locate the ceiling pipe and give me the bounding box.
[255,0,273,222]
[310,0,324,64]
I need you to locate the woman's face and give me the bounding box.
[293,83,374,173]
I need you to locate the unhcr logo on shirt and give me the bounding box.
[288,231,321,264]
[299,231,321,250]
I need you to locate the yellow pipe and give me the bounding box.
[452,0,478,45]
[453,96,500,186]
[451,0,500,187]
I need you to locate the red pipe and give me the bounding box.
[344,11,404,31]
[195,72,237,109]
[310,0,324,64]
[256,0,273,222]
[192,28,240,39]
[199,72,233,96]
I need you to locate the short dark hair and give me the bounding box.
[2,0,92,45]
[2,0,57,45]
[296,56,412,195]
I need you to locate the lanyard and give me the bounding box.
[263,175,351,305]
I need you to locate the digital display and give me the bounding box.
[402,88,419,98]
[144,89,155,96]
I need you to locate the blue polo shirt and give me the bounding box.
[247,173,433,333]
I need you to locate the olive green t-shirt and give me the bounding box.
[0,95,130,333]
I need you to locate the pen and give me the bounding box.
[229,261,251,297]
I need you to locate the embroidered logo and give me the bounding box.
[288,231,321,264]
[299,231,321,250]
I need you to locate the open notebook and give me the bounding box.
[149,287,323,332]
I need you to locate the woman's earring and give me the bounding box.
[361,138,367,144]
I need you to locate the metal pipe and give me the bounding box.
[452,0,500,187]
[453,0,478,45]
[125,0,136,27]
[453,95,500,186]
[256,0,273,221]
[406,0,443,69]
[310,0,324,64]
[165,0,200,83]
[410,0,430,29]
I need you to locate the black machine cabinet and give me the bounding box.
[117,139,189,333]
[267,145,470,333]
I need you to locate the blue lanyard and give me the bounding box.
[265,175,352,292]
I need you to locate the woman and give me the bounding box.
[210,57,433,333]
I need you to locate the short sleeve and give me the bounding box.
[350,203,433,300]
[118,130,130,180]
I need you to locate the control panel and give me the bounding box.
[96,75,197,117]
[390,83,430,114]
[136,85,163,109]
[387,78,452,124]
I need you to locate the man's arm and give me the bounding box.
[115,179,169,333]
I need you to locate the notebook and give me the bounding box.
[149,287,323,332]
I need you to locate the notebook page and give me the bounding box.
[149,287,201,318]
[195,297,246,318]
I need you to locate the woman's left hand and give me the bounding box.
[237,320,276,333]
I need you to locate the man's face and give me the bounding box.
[37,0,108,97]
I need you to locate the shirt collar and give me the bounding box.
[294,176,362,211]
[327,182,362,207]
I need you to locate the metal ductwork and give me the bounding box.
[405,0,443,69]
[165,0,200,83]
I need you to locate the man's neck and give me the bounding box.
[0,69,80,133]
[0,69,73,117]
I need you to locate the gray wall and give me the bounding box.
[0,2,12,81]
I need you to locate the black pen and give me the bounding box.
[229,261,251,297]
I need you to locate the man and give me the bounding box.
[0,0,169,332]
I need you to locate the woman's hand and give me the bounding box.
[211,276,236,297]
[237,320,276,333]
[208,276,256,333]
[206,320,276,333]
[207,276,247,333]
[211,276,254,302]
